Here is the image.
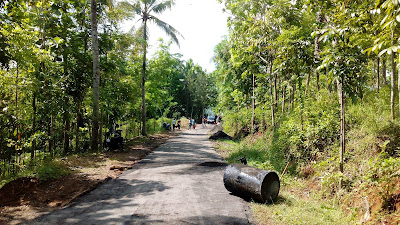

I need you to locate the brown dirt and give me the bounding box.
[0,131,181,225]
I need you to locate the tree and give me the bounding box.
[91,0,101,151]
[121,0,182,136]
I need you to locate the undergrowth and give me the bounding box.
[216,87,400,224]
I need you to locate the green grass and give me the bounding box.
[214,137,355,225]
[251,190,356,225]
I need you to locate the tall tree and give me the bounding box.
[91,0,101,151]
[121,0,182,136]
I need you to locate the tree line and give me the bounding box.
[0,0,216,179]
[213,0,400,172]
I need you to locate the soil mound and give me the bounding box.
[209,131,232,140]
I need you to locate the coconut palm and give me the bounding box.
[121,0,182,136]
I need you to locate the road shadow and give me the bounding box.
[30,179,170,225]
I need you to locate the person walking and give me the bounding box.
[172,119,176,131]
[188,118,192,130]
[202,116,207,128]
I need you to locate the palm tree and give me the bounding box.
[121,0,182,136]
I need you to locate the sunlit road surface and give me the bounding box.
[31,124,253,225]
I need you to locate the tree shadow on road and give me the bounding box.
[31,178,170,225]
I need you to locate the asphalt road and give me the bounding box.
[30,125,253,225]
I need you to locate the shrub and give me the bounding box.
[35,160,72,181]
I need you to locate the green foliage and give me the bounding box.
[35,160,72,181]
[363,152,400,201]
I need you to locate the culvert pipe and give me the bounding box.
[223,163,280,203]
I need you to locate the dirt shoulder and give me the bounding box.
[0,131,181,225]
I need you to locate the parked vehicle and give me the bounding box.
[103,129,123,150]
[162,122,172,130]
[207,115,215,124]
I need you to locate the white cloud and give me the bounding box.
[121,0,229,72]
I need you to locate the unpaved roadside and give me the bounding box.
[29,125,253,224]
[0,132,179,225]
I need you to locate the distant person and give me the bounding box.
[192,118,196,129]
[177,119,181,129]
[189,118,192,129]
[172,119,176,131]
[202,116,207,128]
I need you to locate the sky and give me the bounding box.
[122,0,229,72]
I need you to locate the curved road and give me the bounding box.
[31,125,253,225]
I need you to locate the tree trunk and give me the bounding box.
[269,63,275,127]
[75,100,81,152]
[315,11,322,91]
[288,86,291,112]
[49,115,55,156]
[99,110,103,150]
[305,73,310,96]
[141,19,148,136]
[251,73,255,130]
[274,70,277,110]
[63,107,70,155]
[282,85,286,113]
[382,57,387,85]
[377,57,380,93]
[31,93,36,159]
[91,0,100,151]
[398,53,400,115]
[337,77,345,173]
[391,50,396,120]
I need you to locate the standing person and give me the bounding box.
[192,118,196,129]
[172,118,176,131]
[202,116,207,128]
[188,118,192,130]
[177,118,181,130]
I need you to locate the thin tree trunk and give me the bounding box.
[382,57,387,85]
[49,115,55,156]
[337,77,345,173]
[282,85,286,113]
[63,108,70,155]
[274,70,277,110]
[91,0,100,151]
[391,36,396,120]
[251,73,255,130]
[288,86,291,111]
[377,57,380,93]
[141,19,148,136]
[269,63,275,127]
[99,110,103,150]
[292,83,296,110]
[398,53,400,115]
[75,100,81,152]
[31,93,36,159]
[315,11,322,91]
[305,73,310,96]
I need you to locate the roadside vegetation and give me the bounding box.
[213,0,400,224]
[0,1,216,187]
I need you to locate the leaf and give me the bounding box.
[54,37,61,44]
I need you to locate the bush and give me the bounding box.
[35,160,72,181]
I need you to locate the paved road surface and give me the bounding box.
[31,125,253,225]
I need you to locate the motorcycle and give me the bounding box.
[103,129,123,151]
[162,122,172,130]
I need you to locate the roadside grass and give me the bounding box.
[250,189,356,225]
[213,138,355,225]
